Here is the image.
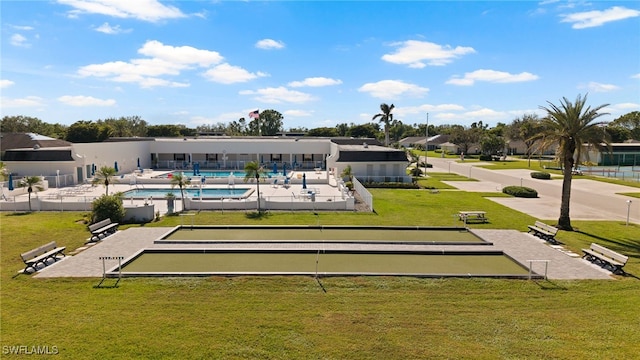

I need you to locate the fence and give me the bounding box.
[352,176,373,211]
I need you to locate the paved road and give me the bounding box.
[424,156,639,224]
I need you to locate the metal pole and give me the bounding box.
[424,113,429,176]
[626,200,632,226]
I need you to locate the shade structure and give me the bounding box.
[114,161,119,172]
[8,173,14,191]
[302,173,307,189]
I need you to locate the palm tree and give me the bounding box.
[534,94,610,231]
[19,176,44,212]
[244,161,264,212]
[372,103,395,147]
[92,166,118,195]
[170,172,191,212]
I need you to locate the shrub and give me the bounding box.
[530,171,551,180]
[91,193,126,223]
[417,162,433,168]
[502,186,538,198]
[363,182,419,189]
[479,154,493,161]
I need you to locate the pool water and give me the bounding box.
[156,171,283,179]
[122,188,252,199]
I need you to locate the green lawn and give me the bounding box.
[2,188,639,359]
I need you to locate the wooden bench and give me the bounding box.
[527,221,559,243]
[458,211,488,223]
[20,241,66,273]
[88,218,119,242]
[582,243,629,274]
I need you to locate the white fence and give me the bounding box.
[352,176,373,211]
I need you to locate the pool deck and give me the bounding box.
[34,227,612,280]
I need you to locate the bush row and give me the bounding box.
[530,171,551,179]
[502,186,538,198]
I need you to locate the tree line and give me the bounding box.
[1,110,638,148]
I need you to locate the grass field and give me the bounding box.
[2,188,639,359]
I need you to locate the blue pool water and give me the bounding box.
[123,188,252,199]
[156,171,283,179]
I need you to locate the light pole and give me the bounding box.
[626,200,632,226]
[424,113,429,176]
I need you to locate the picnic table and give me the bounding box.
[458,211,488,223]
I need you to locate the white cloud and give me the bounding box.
[10,25,34,31]
[395,103,466,117]
[631,73,640,79]
[446,69,539,86]
[610,102,640,110]
[10,34,30,47]
[95,22,131,34]
[138,40,223,67]
[381,40,476,68]
[284,109,313,117]
[57,0,186,22]
[464,108,506,119]
[1,96,44,107]
[78,40,223,88]
[288,77,342,87]
[560,6,640,29]
[255,39,285,50]
[202,63,267,84]
[58,95,116,106]
[583,81,620,92]
[0,80,15,88]
[358,80,429,99]
[239,87,315,104]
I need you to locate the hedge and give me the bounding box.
[530,171,551,180]
[502,186,538,198]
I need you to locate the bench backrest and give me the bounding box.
[21,241,57,260]
[590,243,629,263]
[535,221,558,234]
[89,218,112,232]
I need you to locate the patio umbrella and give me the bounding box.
[137,157,141,169]
[91,164,95,176]
[193,164,197,176]
[283,163,287,177]
[302,173,307,189]
[8,173,14,191]
[273,162,277,174]
[114,161,119,172]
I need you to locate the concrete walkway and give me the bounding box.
[35,227,612,280]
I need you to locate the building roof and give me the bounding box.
[1,133,71,152]
[335,143,408,162]
[3,149,75,162]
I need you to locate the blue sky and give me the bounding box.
[1,1,639,130]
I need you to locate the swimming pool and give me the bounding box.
[122,188,253,199]
[155,171,283,179]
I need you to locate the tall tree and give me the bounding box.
[610,111,640,140]
[534,94,610,231]
[170,172,191,212]
[506,114,543,163]
[372,103,394,147]
[92,166,118,195]
[244,161,265,212]
[248,109,283,136]
[19,176,44,212]
[66,121,111,143]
